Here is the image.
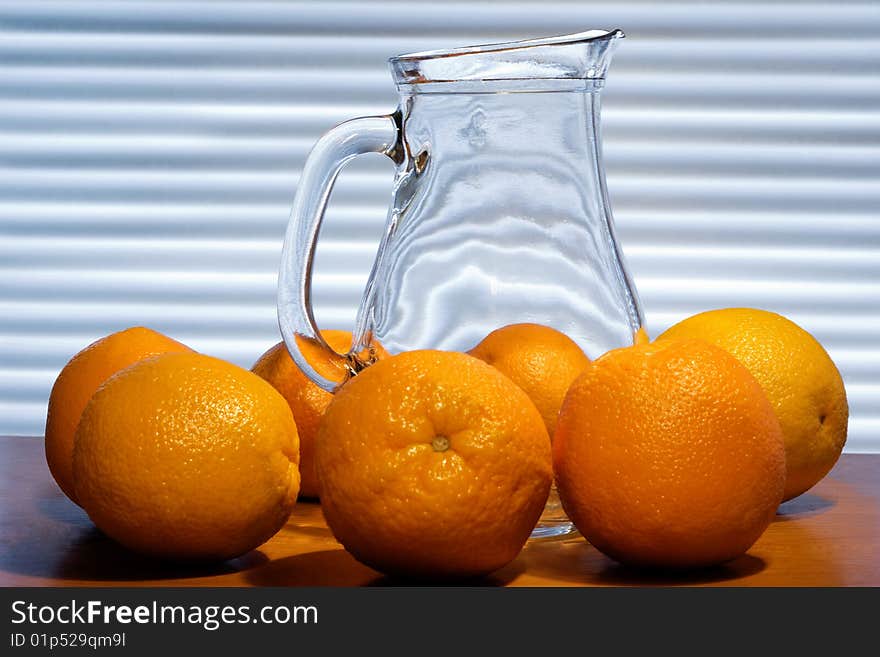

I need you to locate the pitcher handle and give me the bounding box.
[278,114,399,392]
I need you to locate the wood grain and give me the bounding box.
[1,435,877,586]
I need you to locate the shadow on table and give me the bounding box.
[589,554,766,586]
[369,562,525,587]
[0,482,267,582]
[36,484,88,527]
[61,529,268,581]
[1,523,267,583]
[244,548,524,587]
[244,549,379,586]
[774,492,835,522]
[518,538,766,586]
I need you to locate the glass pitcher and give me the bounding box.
[278,29,644,539]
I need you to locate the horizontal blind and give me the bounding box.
[0,0,877,451]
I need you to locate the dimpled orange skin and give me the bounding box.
[658,308,848,501]
[251,330,389,498]
[468,323,590,436]
[554,339,786,569]
[73,352,300,561]
[316,350,553,579]
[45,326,192,505]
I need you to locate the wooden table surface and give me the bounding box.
[1,435,878,587]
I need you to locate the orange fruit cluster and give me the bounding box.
[43,304,847,578]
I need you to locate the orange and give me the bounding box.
[45,326,191,504]
[658,308,848,501]
[252,330,388,498]
[554,339,786,569]
[468,323,590,435]
[316,350,552,579]
[73,352,299,561]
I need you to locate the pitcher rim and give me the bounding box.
[390,29,625,63]
[388,28,625,86]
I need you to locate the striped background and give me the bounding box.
[1,1,878,450]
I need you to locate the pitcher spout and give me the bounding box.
[389,29,624,87]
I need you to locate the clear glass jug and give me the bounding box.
[278,30,644,539]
